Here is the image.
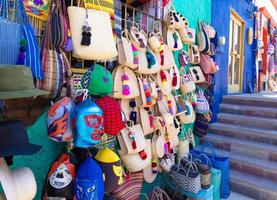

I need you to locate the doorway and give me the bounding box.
[228,9,245,93]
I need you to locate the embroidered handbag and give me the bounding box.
[179,67,196,95]
[188,44,200,64]
[169,157,201,194]
[199,53,217,74]
[195,90,210,114]
[179,27,196,44]
[68,1,118,61]
[118,139,151,172]
[167,29,183,51]
[117,122,146,155]
[189,66,206,83]
[118,30,137,69]
[112,65,140,99]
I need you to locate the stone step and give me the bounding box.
[222,95,277,108]
[202,134,277,162]
[215,149,277,182]
[217,113,277,131]
[208,123,277,145]
[220,104,277,119]
[230,170,277,200]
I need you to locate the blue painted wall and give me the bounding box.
[211,0,256,121]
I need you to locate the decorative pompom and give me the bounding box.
[64,37,73,52]
[121,74,129,81]
[129,100,136,108]
[20,39,27,46]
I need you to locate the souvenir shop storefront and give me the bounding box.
[0,0,230,200]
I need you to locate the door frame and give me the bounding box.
[228,8,245,93]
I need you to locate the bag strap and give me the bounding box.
[200,142,216,159]
[194,153,212,167]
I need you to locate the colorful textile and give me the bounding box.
[23,0,50,21]
[96,96,125,136]
[114,0,122,38]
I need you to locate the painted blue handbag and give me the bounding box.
[190,142,230,199]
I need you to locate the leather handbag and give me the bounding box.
[117,122,146,155]
[167,28,183,51]
[189,66,206,83]
[112,65,140,99]
[179,67,196,95]
[188,45,200,64]
[68,1,118,61]
[118,139,152,172]
[118,30,137,69]
[178,27,196,44]
[199,53,217,74]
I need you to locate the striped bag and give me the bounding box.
[112,171,144,200]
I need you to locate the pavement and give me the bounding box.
[225,192,255,200]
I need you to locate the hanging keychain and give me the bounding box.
[81,8,92,46]
[129,99,137,125]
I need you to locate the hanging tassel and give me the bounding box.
[172,68,178,87]
[64,30,73,52]
[129,100,137,124]
[139,150,147,160]
[160,70,167,87]
[152,159,158,174]
[143,80,153,106]
[166,95,174,115]
[16,39,27,65]
[128,131,137,150]
[146,51,156,69]
[173,32,179,49]
[159,43,164,66]
[144,107,154,128]
[132,43,139,65]
[122,74,130,96]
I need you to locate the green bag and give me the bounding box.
[211,168,221,200]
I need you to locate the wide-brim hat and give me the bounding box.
[0,65,48,99]
[0,120,41,157]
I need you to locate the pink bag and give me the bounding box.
[199,53,217,74]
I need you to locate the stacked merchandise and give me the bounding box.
[0,0,221,199]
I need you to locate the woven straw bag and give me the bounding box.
[118,139,151,172]
[189,66,205,83]
[179,27,196,44]
[118,30,137,69]
[137,76,156,107]
[188,44,200,64]
[148,32,162,52]
[179,67,196,95]
[112,65,140,99]
[157,93,177,116]
[167,28,183,51]
[117,122,146,155]
[139,107,156,136]
[161,44,176,70]
[169,157,201,194]
[68,1,117,61]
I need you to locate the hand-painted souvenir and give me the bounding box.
[75,157,104,200]
[95,148,123,192]
[47,97,75,142]
[74,98,104,148]
[44,153,75,199]
[81,64,113,96]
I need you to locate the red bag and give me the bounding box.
[199,53,217,74]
